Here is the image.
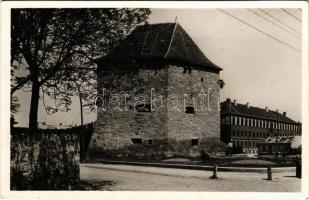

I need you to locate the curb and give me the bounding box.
[85,160,295,173]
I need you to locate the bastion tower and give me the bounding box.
[88,23,223,159]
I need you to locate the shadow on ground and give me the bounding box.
[78,179,115,190]
[284,175,299,178]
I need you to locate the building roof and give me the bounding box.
[97,23,222,72]
[221,99,298,124]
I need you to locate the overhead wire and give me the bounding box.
[282,8,302,22]
[204,10,273,46]
[217,9,301,53]
[247,8,300,38]
[258,9,301,35]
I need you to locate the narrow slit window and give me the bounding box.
[135,104,151,112]
[131,138,142,144]
[185,106,195,114]
[191,139,199,146]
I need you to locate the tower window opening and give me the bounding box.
[191,139,199,146]
[135,104,151,112]
[131,138,142,144]
[185,106,195,114]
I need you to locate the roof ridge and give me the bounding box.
[164,22,178,58]
[221,100,299,124]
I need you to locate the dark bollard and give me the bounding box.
[267,166,272,181]
[210,165,218,179]
[296,164,301,178]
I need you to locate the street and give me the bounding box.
[80,163,300,191]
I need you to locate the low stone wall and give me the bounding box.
[11,127,80,190]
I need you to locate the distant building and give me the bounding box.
[258,135,301,155]
[88,23,223,159]
[220,98,301,154]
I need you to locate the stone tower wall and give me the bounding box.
[88,64,221,159]
[166,65,221,157]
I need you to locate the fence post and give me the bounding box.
[211,165,218,179]
[267,166,272,181]
[296,163,301,178]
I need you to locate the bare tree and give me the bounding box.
[11,8,151,129]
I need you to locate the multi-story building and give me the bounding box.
[220,98,301,154]
[88,23,223,159]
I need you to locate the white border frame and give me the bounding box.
[0,1,308,199]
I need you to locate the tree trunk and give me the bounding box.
[29,80,40,130]
[74,82,84,126]
[78,88,84,126]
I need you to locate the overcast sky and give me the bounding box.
[13,8,302,127]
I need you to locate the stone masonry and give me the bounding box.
[87,23,222,159]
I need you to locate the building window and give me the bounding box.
[185,106,195,114]
[243,141,247,148]
[135,104,151,112]
[191,139,199,146]
[131,138,142,144]
[201,78,203,82]
[148,139,153,144]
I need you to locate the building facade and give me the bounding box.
[220,98,301,154]
[258,135,301,155]
[87,23,222,159]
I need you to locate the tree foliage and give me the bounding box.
[11,8,151,128]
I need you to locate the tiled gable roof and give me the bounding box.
[97,23,222,72]
[221,100,298,124]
